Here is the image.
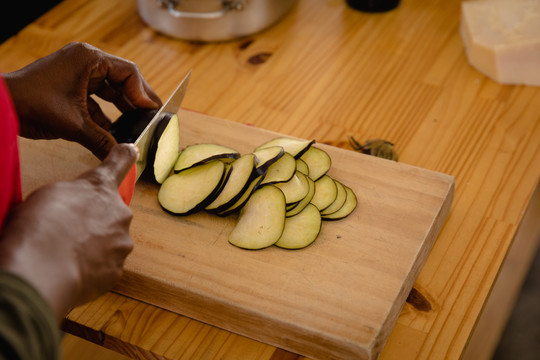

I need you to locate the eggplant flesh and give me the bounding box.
[311,175,338,212]
[158,160,227,215]
[275,171,310,205]
[216,175,264,217]
[253,146,285,174]
[295,158,309,176]
[320,179,347,216]
[300,146,332,181]
[110,108,176,183]
[259,152,296,185]
[153,135,358,249]
[151,114,180,184]
[254,137,315,159]
[228,185,286,250]
[205,154,257,213]
[322,186,357,221]
[174,143,240,173]
[275,203,322,249]
[286,175,315,217]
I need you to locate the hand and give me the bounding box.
[0,144,138,322]
[3,42,162,160]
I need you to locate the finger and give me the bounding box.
[97,143,139,188]
[87,97,114,130]
[117,71,161,110]
[95,55,162,109]
[139,77,163,108]
[94,81,136,113]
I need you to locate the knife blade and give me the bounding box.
[116,71,191,205]
[133,71,191,180]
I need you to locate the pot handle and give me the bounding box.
[162,0,245,19]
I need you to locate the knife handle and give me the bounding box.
[345,0,400,12]
[118,164,137,206]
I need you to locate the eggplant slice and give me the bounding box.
[254,137,314,159]
[216,175,264,217]
[228,185,286,249]
[286,175,315,217]
[153,114,180,184]
[153,135,358,250]
[205,154,257,213]
[274,171,310,205]
[310,175,338,212]
[174,143,240,173]
[259,152,296,185]
[321,186,357,221]
[300,146,332,181]
[158,160,227,215]
[275,203,322,249]
[295,158,310,177]
[320,179,347,216]
[252,146,284,175]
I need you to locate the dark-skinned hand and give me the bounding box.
[3,42,162,160]
[0,144,138,322]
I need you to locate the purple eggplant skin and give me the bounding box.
[206,166,259,215]
[109,108,159,144]
[110,109,173,182]
[159,163,232,216]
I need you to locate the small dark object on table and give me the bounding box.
[349,136,398,161]
[345,0,400,13]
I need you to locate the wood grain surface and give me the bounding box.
[18,110,454,359]
[1,0,539,359]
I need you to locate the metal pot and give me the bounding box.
[137,0,297,42]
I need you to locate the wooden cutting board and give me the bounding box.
[19,109,454,360]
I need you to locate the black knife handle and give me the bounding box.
[345,0,400,12]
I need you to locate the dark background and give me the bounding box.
[493,243,540,360]
[1,1,62,43]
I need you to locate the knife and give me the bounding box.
[117,71,191,205]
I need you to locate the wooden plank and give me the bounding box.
[62,292,282,360]
[62,334,130,360]
[462,182,540,360]
[5,0,539,358]
[20,109,453,360]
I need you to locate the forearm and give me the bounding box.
[0,271,61,360]
[0,144,136,325]
[0,199,81,323]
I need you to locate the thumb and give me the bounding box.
[96,143,139,188]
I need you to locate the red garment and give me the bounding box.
[0,76,22,230]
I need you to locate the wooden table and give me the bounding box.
[2,0,539,359]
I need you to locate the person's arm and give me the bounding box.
[0,44,157,358]
[0,144,137,360]
[0,143,138,322]
[0,271,61,360]
[2,42,161,160]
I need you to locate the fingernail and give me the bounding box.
[130,143,140,160]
